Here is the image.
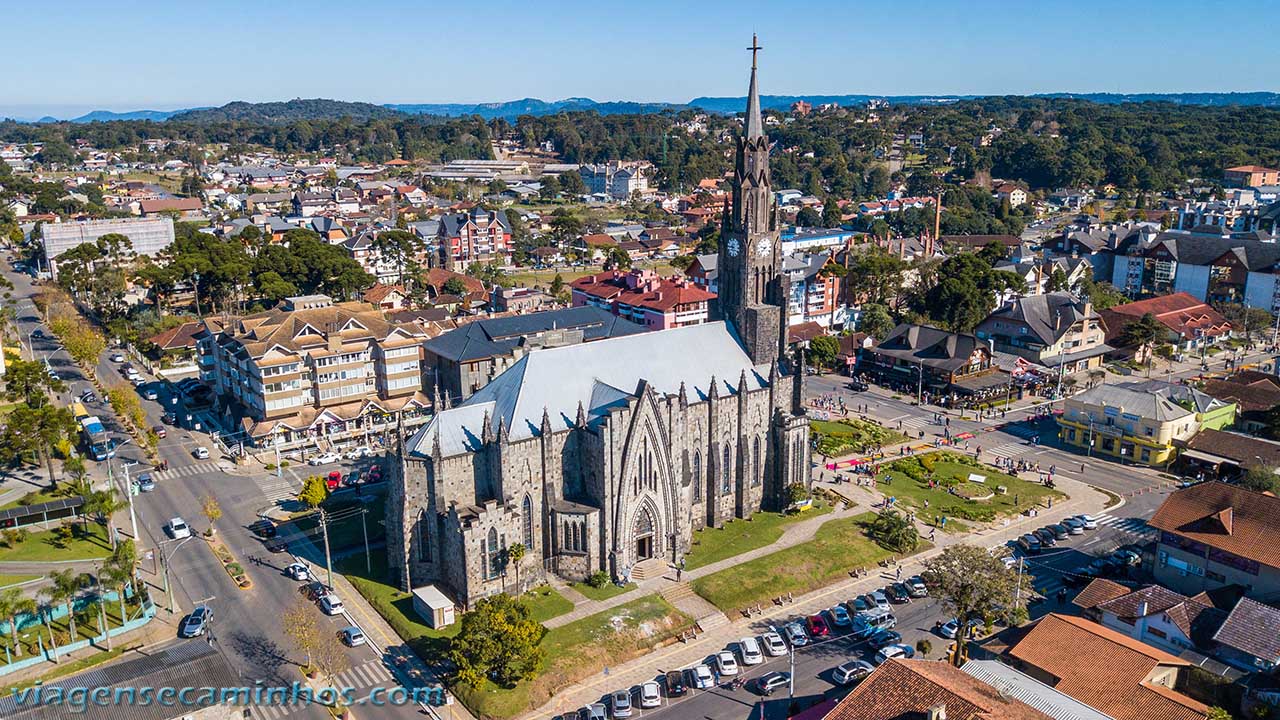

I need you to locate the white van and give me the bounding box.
[739,636,763,665]
[857,608,896,631]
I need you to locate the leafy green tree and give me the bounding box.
[866,164,891,197]
[1120,312,1166,375]
[821,201,844,228]
[43,569,88,646]
[0,587,36,657]
[3,358,63,407]
[549,273,565,297]
[1045,268,1070,292]
[1240,465,1280,494]
[605,246,632,270]
[1077,278,1127,310]
[806,335,840,371]
[507,542,527,591]
[549,210,584,244]
[298,476,329,509]
[559,170,585,196]
[869,509,918,554]
[538,174,561,201]
[796,207,821,228]
[449,594,547,688]
[1,404,76,489]
[857,303,896,341]
[921,545,1033,665]
[442,277,469,297]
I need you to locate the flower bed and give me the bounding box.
[208,540,252,589]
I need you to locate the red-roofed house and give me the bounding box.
[571,269,715,329]
[137,197,204,218]
[1099,292,1231,358]
[145,321,203,367]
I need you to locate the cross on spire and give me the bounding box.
[748,33,762,69]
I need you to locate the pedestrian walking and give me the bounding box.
[896,566,902,581]
[676,567,683,582]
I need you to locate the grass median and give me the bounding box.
[690,513,923,614]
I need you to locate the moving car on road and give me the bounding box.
[340,626,366,647]
[179,605,212,638]
[192,446,210,459]
[137,474,156,492]
[166,517,191,539]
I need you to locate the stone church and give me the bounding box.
[386,39,812,607]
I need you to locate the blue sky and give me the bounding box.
[5,0,1277,118]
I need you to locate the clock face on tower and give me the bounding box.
[755,238,772,257]
[727,238,741,257]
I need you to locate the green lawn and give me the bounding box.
[520,585,574,624]
[0,486,68,511]
[569,581,636,602]
[0,523,111,563]
[455,594,693,720]
[291,495,386,553]
[878,452,1066,529]
[338,556,689,720]
[0,574,38,588]
[810,418,909,457]
[507,260,677,290]
[683,502,833,571]
[691,513,914,613]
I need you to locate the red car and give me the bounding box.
[325,470,342,490]
[805,614,830,638]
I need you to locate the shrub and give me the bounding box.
[586,570,610,589]
[916,639,932,655]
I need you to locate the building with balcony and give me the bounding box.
[1056,385,1198,466]
[571,269,716,330]
[197,294,431,448]
[783,251,846,329]
[436,207,512,269]
[975,293,1110,373]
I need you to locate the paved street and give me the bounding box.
[0,264,430,720]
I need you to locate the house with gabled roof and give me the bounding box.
[1072,579,1227,656]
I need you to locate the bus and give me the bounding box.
[72,402,114,461]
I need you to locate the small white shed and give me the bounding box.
[412,585,456,629]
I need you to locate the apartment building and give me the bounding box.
[571,268,715,329]
[1225,165,1280,188]
[436,207,512,269]
[975,292,1110,373]
[197,294,431,448]
[783,251,846,328]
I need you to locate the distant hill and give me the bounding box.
[70,109,194,123]
[388,97,689,119]
[169,99,405,123]
[1029,91,1280,107]
[688,94,968,113]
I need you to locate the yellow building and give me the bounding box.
[1057,385,1198,465]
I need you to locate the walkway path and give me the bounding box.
[527,473,1111,719]
[542,500,867,630]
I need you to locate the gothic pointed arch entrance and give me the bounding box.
[633,504,657,561]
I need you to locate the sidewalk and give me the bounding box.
[524,474,1110,719]
[543,501,869,630]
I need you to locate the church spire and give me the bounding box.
[745,33,764,140]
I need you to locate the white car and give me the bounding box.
[738,636,763,665]
[345,446,374,460]
[285,562,310,581]
[874,643,916,664]
[193,446,210,459]
[319,594,345,615]
[691,664,715,689]
[714,651,739,676]
[638,681,661,708]
[1076,514,1098,529]
[938,619,960,639]
[166,517,191,539]
[308,452,341,466]
[110,353,126,363]
[761,632,787,657]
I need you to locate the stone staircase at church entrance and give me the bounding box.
[629,557,668,582]
[660,583,729,633]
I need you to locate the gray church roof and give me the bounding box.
[410,321,772,457]
[422,306,645,363]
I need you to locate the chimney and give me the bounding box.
[927,705,947,720]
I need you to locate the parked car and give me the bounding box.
[309,452,341,466]
[137,473,156,492]
[691,664,715,689]
[151,425,167,439]
[1018,534,1042,554]
[109,352,126,363]
[1062,517,1085,534]
[249,519,277,538]
[609,689,632,718]
[714,651,739,676]
[664,669,687,697]
[868,628,902,649]
[848,595,872,613]
[1032,528,1057,547]
[166,517,191,539]
[783,621,809,647]
[826,604,852,627]
[938,619,960,639]
[869,590,891,612]
[326,471,343,490]
[888,583,913,603]
[319,594,344,615]
[340,626,366,647]
[1111,549,1141,567]
[638,681,661,708]
[755,671,791,697]
[342,471,363,487]
[301,581,327,601]
[805,614,830,637]
[1076,514,1098,529]
[738,636,763,665]
[849,616,876,640]
[832,660,875,686]
[906,575,928,597]
[285,562,310,581]
[142,387,159,401]
[179,605,212,638]
[1047,524,1070,540]
[761,632,787,657]
[581,704,607,720]
[1089,556,1118,576]
[192,446,210,460]
[874,644,916,664]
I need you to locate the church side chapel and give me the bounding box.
[385,39,812,607]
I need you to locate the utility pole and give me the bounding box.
[916,360,924,406]
[321,508,333,591]
[360,508,371,575]
[787,641,795,700]
[1014,555,1025,606]
[116,459,138,540]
